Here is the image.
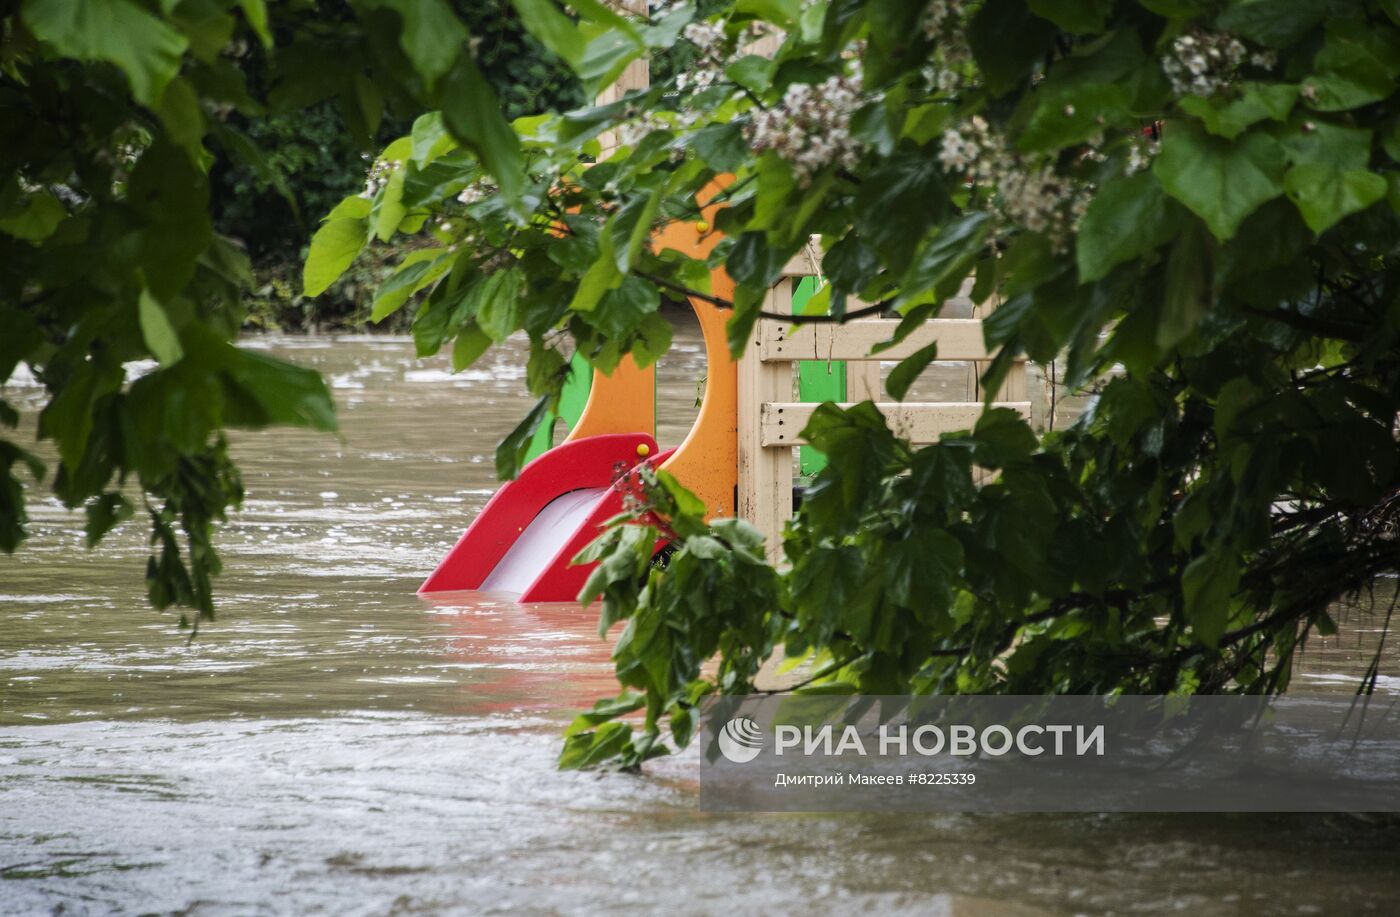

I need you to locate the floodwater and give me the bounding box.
[2,322,1398,915]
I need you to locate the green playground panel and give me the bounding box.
[793,276,845,476]
[523,350,596,463]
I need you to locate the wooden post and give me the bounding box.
[738,280,794,564]
[596,1,650,157]
[846,298,883,402]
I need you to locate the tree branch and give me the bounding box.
[635,269,891,323]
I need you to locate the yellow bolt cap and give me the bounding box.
[636,443,651,457]
[695,219,709,234]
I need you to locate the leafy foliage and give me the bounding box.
[0,0,574,627]
[309,0,1400,766]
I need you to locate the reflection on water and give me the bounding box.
[2,327,1399,914]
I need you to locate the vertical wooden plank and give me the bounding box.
[596,1,650,157]
[845,297,883,402]
[847,361,882,402]
[738,281,794,564]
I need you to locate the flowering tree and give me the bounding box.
[318,0,1400,768]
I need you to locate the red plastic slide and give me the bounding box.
[419,433,661,601]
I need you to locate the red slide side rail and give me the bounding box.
[517,447,676,602]
[419,433,656,594]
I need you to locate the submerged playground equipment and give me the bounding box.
[419,25,1030,601]
[418,200,1031,600]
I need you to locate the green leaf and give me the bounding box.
[372,162,407,242]
[1178,83,1297,140]
[0,439,42,548]
[1027,0,1112,32]
[631,312,672,367]
[609,186,662,272]
[1018,82,1132,152]
[1181,552,1239,648]
[302,218,367,297]
[725,55,776,93]
[571,231,623,312]
[1158,220,1212,349]
[854,152,951,274]
[968,0,1056,97]
[84,492,133,547]
[476,268,525,342]
[442,57,526,206]
[497,396,551,480]
[1301,26,1400,112]
[885,341,939,402]
[376,0,467,88]
[736,0,801,27]
[970,408,1038,468]
[688,121,747,171]
[21,0,188,105]
[452,322,493,371]
[236,0,271,47]
[1278,120,1372,170]
[154,77,205,153]
[1076,170,1184,282]
[569,0,640,33]
[899,212,991,304]
[1283,164,1387,234]
[138,289,184,368]
[1215,0,1329,49]
[0,190,66,243]
[39,359,121,471]
[409,111,456,167]
[1153,122,1286,241]
[558,721,634,770]
[370,260,432,323]
[223,348,338,433]
[126,140,212,300]
[563,692,647,736]
[512,0,585,68]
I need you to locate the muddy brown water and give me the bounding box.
[2,324,1398,915]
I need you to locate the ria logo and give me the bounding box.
[717,715,764,763]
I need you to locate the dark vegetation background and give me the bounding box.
[218,2,584,332]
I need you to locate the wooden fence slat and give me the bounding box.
[760,401,1031,447]
[738,282,796,563]
[760,319,993,363]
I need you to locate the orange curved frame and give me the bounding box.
[564,184,738,520]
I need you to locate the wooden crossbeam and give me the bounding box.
[760,319,993,363]
[760,401,1031,447]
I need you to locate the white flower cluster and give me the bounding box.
[1125,135,1160,175]
[456,178,497,205]
[939,116,1091,252]
[921,0,965,39]
[682,20,723,53]
[747,73,865,184]
[360,158,401,199]
[919,0,972,94]
[938,114,997,179]
[616,109,697,151]
[999,165,1091,247]
[1160,30,1247,97]
[677,19,728,95]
